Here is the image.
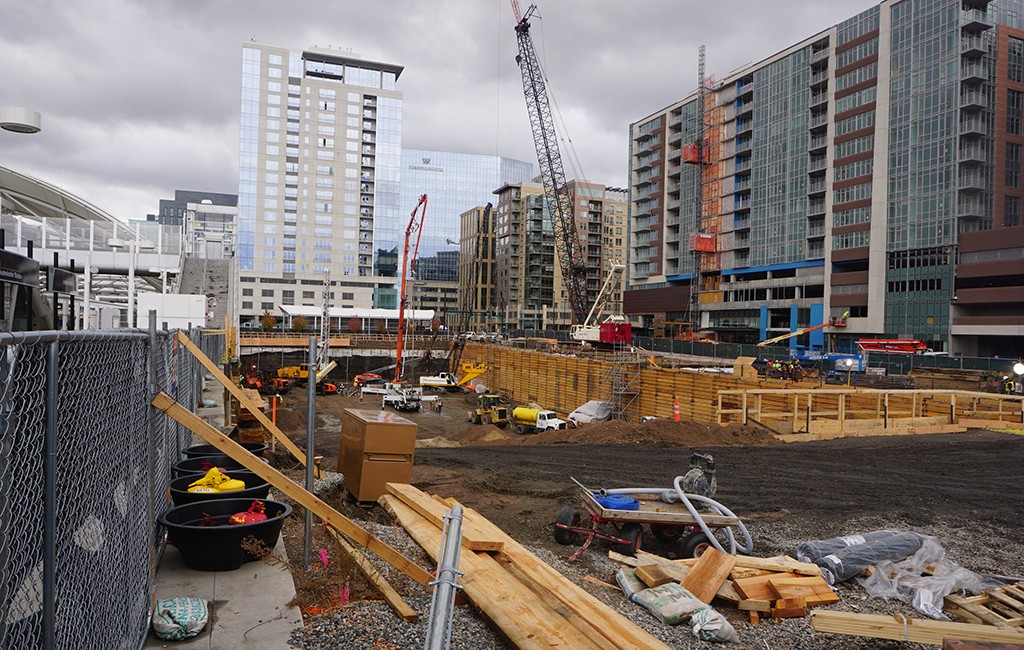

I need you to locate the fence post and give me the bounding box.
[43,339,58,649]
[304,337,316,569]
[147,311,158,589]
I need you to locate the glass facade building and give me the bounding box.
[627,0,1024,355]
[237,43,403,322]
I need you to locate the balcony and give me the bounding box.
[958,172,986,192]
[810,70,829,88]
[807,244,825,259]
[810,91,829,109]
[808,200,826,216]
[734,214,750,230]
[734,236,750,249]
[958,198,985,220]
[735,157,751,173]
[960,61,987,84]
[808,180,827,195]
[960,90,986,111]
[809,134,828,152]
[736,119,753,136]
[809,156,827,173]
[959,144,986,164]
[735,198,751,211]
[736,138,752,154]
[734,179,751,193]
[961,35,988,57]
[735,100,754,118]
[811,48,829,64]
[960,116,987,137]
[807,224,826,238]
[810,113,829,131]
[961,8,993,32]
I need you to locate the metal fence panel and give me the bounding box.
[0,341,47,649]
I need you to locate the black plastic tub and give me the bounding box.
[158,498,291,571]
[172,455,246,479]
[169,470,271,507]
[183,442,268,459]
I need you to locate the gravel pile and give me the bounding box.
[287,510,1022,650]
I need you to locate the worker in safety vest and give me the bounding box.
[1003,376,1016,394]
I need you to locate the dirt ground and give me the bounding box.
[271,389,1024,564]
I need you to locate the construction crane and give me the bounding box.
[394,194,428,383]
[448,203,492,374]
[315,267,336,384]
[569,262,627,344]
[510,1,590,325]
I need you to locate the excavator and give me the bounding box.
[419,362,489,392]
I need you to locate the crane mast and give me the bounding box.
[689,45,708,329]
[317,267,331,372]
[511,2,590,325]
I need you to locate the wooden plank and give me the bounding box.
[738,599,771,612]
[767,576,840,606]
[384,483,503,552]
[380,494,601,649]
[680,547,736,604]
[580,490,738,526]
[152,391,432,587]
[770,606,807,619]
[175,331,320,477]
[774,596,807,610]
[583,576,621,591]
[811,610,1024,645]
[634,563,675,588]
[449,501,672,650]
[733,572,803,601]
[322,524,418,622]
[622,549,741,604]
[676,554,821,577]
[948,593,1019,628]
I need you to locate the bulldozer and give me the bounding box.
[466,393,509,428]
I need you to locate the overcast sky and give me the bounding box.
[1,0,880,223]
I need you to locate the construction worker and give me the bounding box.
[436,396,443,415]
[1002,376,1016,394]
[841,309,850,324]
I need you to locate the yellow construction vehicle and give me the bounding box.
[420,362,489,392]
[277,359,337,387]
[466,393,509,428]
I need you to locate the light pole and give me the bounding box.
[0,106,42,134]
[844,357,855,386]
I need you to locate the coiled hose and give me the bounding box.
[601,479,753,555]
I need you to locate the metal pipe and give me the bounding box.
[43,338,58,648]
[304,336,316,568]
[145,310,157,633]
[424,504,464,650]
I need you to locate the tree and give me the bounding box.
[375,322,388,335]
[346,317,362,333]
[260,310,278,330]
[430,317,441,333]
[292,316,309,332]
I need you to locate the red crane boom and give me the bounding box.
[394,194,427,383]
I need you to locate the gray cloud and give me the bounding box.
[1,0,879,222]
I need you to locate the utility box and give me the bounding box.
[337,408,416,502]
[733,356,759,380]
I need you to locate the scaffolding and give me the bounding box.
[604,341,644,421]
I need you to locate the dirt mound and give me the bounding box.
[455,418,778,448]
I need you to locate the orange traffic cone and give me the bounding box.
[673,395,680,422]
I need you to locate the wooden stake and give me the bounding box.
[322,524,418,622]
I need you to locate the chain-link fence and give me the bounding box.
[0,323,224,649]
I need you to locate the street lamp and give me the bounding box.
[1014,362,1024,376]
[0,106,42,134]
[844,357,855,386]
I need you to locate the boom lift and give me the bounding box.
[510,1,591,325]
[569,262,631,345]
[756,318,845,347]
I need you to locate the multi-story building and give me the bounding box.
[457,204,498,331]
[236,43,403,324]
[397,149,532,324]
[491,179,628,331]
[627,0,1024,356]
[148,190,237,226]
[184,200,238,260]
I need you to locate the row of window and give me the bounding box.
[833,230,870,250]
[887,279,943,293]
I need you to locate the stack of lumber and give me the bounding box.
[380,483,672,650]
[609,548,836,623]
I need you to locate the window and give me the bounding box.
[1009,90,1022,136]
[1007,143,1022,188]
[342,292,354,300]
[242,301,253,310]
[1006,195,1021,227]
[242,288,254,297]
[302,291,315,299]
[261,302,274,310]
[261,289,274,297]
[1010,37,1024,83]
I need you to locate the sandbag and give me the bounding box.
[151,597,208,640]
[691,607,738,643]
[794,530,901,563]
[631,583,708,625]
[615,567,647,599]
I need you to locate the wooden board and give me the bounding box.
[152,391,432,587]
[811,610,1024,645]
[767,576,839,606]
[379,494,601,649]
[384,483,503,552]
[680,548,736,604]
[322,524,418,622]
[580,489,739,527]
[176,331,321,477]
[677,554,820,577]
[609,549,741,604]
[946,583,1024,629]
[634,563,675,588]
[732,572,803,601]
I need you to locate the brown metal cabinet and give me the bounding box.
[337,408,417,502]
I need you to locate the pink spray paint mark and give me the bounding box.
[339,587,350,604]
[318,548,329,567]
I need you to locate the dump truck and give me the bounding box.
[466,394,509,428]
[510,406,568,435]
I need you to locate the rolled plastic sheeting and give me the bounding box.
[794,529,901,563]
[815,531,925,585]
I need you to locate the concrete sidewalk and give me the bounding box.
[145,379,303,649]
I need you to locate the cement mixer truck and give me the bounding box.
[510,406,568,435]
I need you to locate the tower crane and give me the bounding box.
[314,267,337,385]
[510,1,590,325]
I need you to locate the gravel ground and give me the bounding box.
[285,510,1020,650]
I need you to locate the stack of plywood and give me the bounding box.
[610,548,837,624]
[380,483,672,650]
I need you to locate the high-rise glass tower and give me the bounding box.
[237,43,403,322]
